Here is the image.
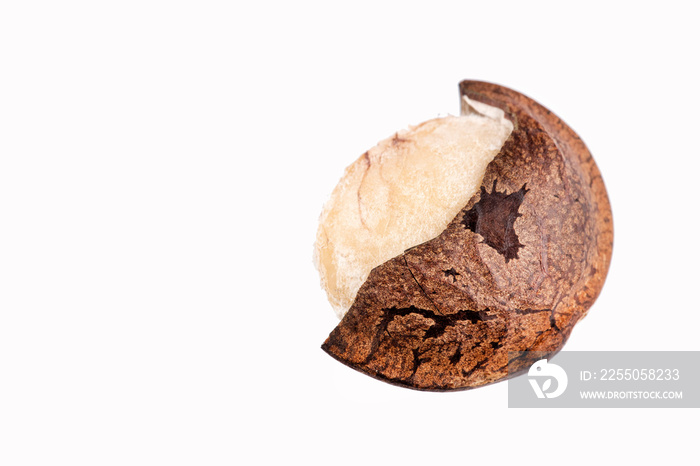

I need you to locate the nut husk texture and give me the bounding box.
[322,81,613,391]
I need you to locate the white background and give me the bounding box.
[1,1,698,465]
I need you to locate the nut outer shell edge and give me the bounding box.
[321,81,613,391]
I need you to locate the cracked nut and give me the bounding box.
[314,80,613,391]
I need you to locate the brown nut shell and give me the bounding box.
[321,81,613,391]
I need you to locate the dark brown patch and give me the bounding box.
[443,268,460,281]
[462,180,528,262]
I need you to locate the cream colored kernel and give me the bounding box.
[314,98,513,318]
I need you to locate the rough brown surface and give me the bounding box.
[322,81,613,391]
